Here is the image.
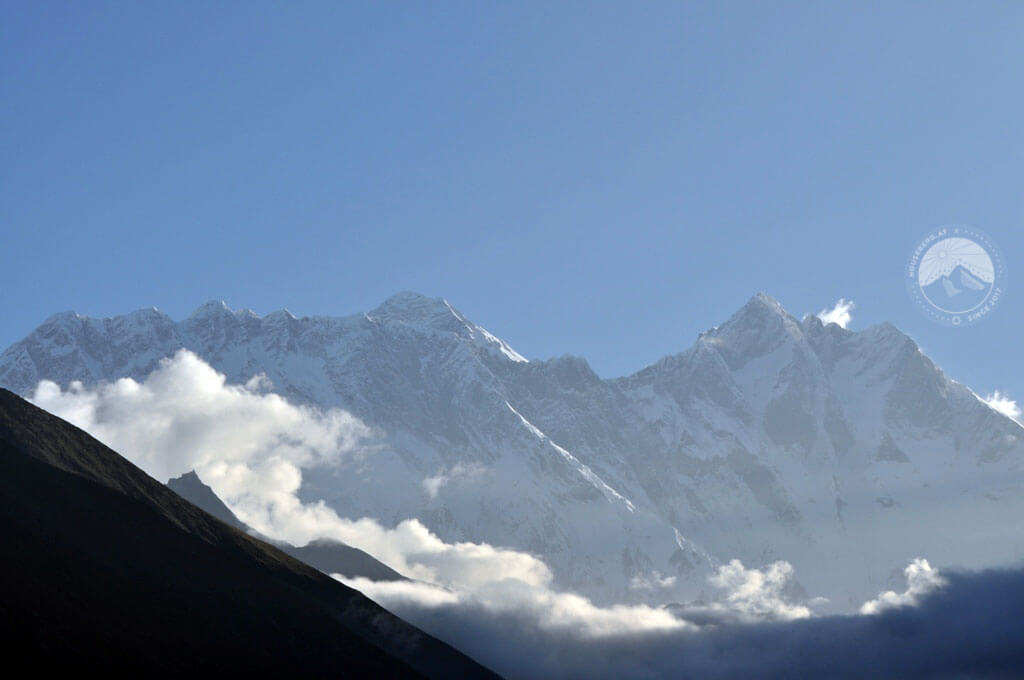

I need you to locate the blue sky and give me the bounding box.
[2,2,1022,400]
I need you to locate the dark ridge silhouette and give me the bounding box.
[285,538,408,583]
[168,470,408,582]
[0,389,498,679]
[165,470,250,530]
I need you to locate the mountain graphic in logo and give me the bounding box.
[916,236,996,315]
[922,264,991,314]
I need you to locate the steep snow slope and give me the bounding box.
[3,292,1021,609]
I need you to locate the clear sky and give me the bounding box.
[2,2,1022,401]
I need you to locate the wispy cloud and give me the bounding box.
[983,391,1022,423]
[422,462,487,500]
[817,298,855,328]
[628,571,677,592]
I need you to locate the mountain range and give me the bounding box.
[2,292,1021,610]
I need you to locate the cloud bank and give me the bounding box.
[349,564,1024,679]
[817,298,855,328]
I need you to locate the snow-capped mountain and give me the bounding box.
[3,292,1021,610]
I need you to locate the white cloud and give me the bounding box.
[669,559,814,624]
[817,298,855,328]
[422,462,487,500]
[859,558,945,614]
[341,576,690,637]
[628,571,677,592]
[983,391,1022,423]
[29,350,370,483]
[709,559,811,620]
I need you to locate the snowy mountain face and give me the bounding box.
[3,292,1022,610]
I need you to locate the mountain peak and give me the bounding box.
[188,300,233,320]
[167,470,246,530]
[373,290,450,314]
[370,291,467,329]
[173,469,202,484]
[40,310,81,326]
[369,292,527,362]
[699,293,805,368]
[740,292,789,317]
[715,293,800,336]
[265,308,297,322]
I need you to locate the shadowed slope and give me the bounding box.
[0,389,498,679]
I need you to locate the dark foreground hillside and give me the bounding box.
[0,389,498,679]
